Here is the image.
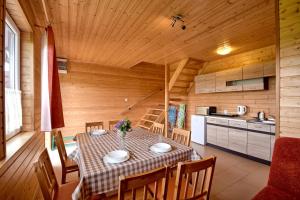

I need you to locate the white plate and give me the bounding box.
[91,129,107,136]
[150,143,172,153]
[103,150,130,164]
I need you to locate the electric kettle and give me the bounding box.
[237,105,247,116]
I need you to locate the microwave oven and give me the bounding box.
[195,106,216,115]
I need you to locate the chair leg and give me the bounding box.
[62,170,66,184]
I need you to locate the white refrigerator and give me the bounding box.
[191,115,206,145]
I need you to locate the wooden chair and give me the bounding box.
[109,120,119,130]
[171,128,191,146]
[150,122,164,135]
[34,148,79,200]
[85,121,104,133]
[172,156,216,200]
[54,130,79,184]
[118,166,169,200]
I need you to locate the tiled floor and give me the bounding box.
[49,142,270,200]
[191,142,270,200]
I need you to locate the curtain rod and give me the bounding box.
[41,0,50,26]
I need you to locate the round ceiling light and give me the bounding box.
[216,45,232,55]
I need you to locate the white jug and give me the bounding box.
[237,105,247,116]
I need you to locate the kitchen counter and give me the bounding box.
[195,114,275,126]
[196,114,276,163]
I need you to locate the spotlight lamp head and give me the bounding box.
[170,14,186,30]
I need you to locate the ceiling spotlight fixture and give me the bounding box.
[171,14,186,30]
[216,45,232,55]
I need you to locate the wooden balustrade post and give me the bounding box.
[164,63,169,137]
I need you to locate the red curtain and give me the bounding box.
[47,26,64,129]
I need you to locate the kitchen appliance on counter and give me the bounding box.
[258,111,265,121]
[191,115,206,145]
[237,105,247,116]
[195,106,216,115]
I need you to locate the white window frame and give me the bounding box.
[5,12,20,90]
[5,13,21,140]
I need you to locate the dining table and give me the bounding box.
[70,127,201,200]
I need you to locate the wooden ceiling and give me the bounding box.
[27,0,275,68]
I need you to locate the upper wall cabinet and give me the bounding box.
[194,60,275,94]
[263,61,276,77]
[243,63,264,79]
[195,73,216,93]
[216,67,243,92]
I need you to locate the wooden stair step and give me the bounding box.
[138,124,151,130]
[145,113,159,117]
[169,101,186,105]
[170,97,183,101]
[150,108,164,111]
[141,119,155,123]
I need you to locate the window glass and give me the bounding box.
[4,14,22,140]
[5,24,17,89]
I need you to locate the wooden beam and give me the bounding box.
[186,62,209,93]
[165,63,169,137]
[275,0,280,138]
[168,58,189,91]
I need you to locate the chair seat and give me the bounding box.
[253,186,297,200]
[65,158,79,171]
[55,181,79,200]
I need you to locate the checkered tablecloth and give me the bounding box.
[71,128,201,200]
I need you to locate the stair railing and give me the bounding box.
[120,89,163,115]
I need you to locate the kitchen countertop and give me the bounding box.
[194,114,275,126]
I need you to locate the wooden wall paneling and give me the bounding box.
[279,0,300,137]
[60,62,164,137]
[0,0,5,160]
[186,46,276,130]
[21,32,34,131]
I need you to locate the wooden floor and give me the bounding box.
[49,143,270,200]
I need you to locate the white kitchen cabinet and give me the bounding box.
[247,131,271,160]
[216,126,229,148]
[207,117,228,126]
[247,123,271,132]
[207,125,217,145]
[229,120,247,129]
[228,128,247,154]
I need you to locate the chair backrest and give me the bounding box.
[268,137,300,197]
[173,156,216,200]
[53,130,68,168]
[85,121,104,133]
[172,128,191,146]
[34,149,58,200]
[109,120,119,130]
[150,122,164,135]
[118,166,169,200]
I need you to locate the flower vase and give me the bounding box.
[118,130,127,150]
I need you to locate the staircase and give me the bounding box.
[138,105,165,130]
[169,58,204,103]
[138,58,204,131]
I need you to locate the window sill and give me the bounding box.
[0,131,36,169]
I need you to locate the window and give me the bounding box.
[4,13,22,140]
